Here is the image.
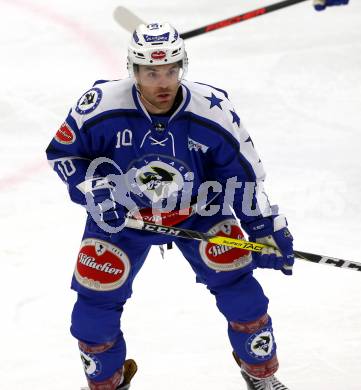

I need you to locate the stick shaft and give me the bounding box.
[180,0,309,39]
[125,218,266,251]
[113,0,309,38]
[125,219,361,272]
[294,250,361,271]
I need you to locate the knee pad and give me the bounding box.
[228,313,278,378]
[213,273,269,322]
[79,336,126,387]
[71,295,125,343]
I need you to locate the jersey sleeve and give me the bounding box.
[46,79,138,208]
[207,98,274,224]
[45,110,94,206]
[183,81,275,224]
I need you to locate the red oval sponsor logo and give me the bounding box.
[151,50,166,60]
[74,239,130,291]
[199,219,251,271]
[55,122,76,145]
[128,206,191,226]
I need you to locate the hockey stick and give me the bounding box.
[113,7,145,33]
[181,0,309,39]
[113,0,309,38]
[125,218,266,252]
[125,218,361,272]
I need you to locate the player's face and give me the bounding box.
[135,63,182,113]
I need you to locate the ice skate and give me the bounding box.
[241,368,289,390]
[116,359,138,390]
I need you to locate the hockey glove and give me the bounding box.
[244,215,294,275]
[313,0,349,11]
[85,178,126,233]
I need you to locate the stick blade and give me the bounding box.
[113,6,146,33]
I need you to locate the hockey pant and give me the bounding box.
[71,213,278,386]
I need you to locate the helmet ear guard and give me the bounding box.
[127,22,188,79]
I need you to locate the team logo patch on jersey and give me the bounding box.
[54,122,76,144]
[74,239,130,291]
[75,87,102,115]
[246,328,275,360]
[151,50,166,60]
[188,137,209,153]
[127,155,192,205]
[80,350,102,378]
[199,219,252,271]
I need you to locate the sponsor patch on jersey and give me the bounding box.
[80,350,102,378]
[75,87,102,115]
[188,137,209,153]
[246,328,275,360]
[54,122,76,144]
[127,206,191,227]
[74,238,130,291]
[199,219,252,271]
[151,50,167,60]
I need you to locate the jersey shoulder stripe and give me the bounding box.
[194,81,229,99]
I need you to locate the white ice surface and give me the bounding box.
[1,0,360,389]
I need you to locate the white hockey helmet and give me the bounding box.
[127,22,188,78]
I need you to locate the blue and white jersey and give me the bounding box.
[46,78,270,222]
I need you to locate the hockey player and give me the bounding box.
[313,0,349,11]
[46,23,294,390]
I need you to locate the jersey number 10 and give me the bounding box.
[116,129,133,148]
